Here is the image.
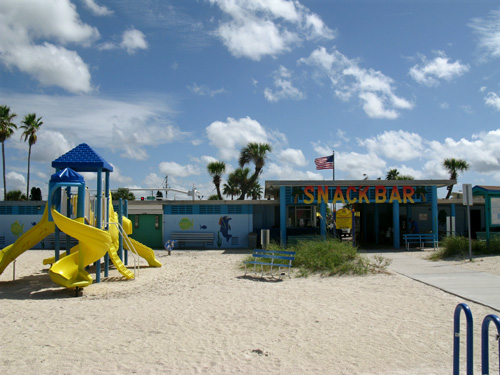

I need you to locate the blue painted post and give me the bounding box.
[393,200,400,249]
[65,187,71,255]
[453,303,473,375]
[124,199,129,265]
[481,314,500,374]
[118,198,123,261]
[103,171,110,278]
[280,186,287,247]
[407,205,412,234]
[95,169,102,283]
[320,201,326,239]
[374,203,379,245]
[431,186,438,238]
[451,203,456,236]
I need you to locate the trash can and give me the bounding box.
[248,233,257,249]
[261,229,270,249]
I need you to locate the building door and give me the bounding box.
[129,214,163,248]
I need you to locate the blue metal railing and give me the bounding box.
[454,303,474,375]
[482,314,500,375]
[453,303,500,375]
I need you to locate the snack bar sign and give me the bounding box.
[301,185,423,205]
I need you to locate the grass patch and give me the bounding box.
[429,236,500,261]
[243,238,391,277]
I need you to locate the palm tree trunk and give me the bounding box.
[445,184,453,199]
[2,142,6,201]
[26,145,31,199]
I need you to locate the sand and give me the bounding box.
[1,249,499,375]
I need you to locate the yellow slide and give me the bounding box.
[107,200,161,275]
[49,208,111,289]
[124,237,162,268]
[0,204,55,275]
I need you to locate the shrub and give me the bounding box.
[429,236,500,260]
[243,238,391,277]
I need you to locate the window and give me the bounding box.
[287,206,315,228]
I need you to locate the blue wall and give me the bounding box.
[164,204,253,248]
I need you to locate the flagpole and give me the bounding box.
[332,151,335,181]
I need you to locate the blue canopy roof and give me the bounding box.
[50,167,85,184]
[52,143,113,172]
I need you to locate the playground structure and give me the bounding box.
[0,143,161,290]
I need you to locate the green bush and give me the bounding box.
[429,236,500,260]
[243,239,391,277]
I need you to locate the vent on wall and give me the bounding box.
[228,206,242,214]
[0,206,13,215]
[171,205,193,215]
[18,206,40,215]
[231,236,238,246]
[199,205,221,214]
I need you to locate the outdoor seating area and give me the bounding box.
[244,248,296,279]
[170,232,215,248]
[402,233,439,251]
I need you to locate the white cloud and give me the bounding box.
[335,152,387,180]
[159,161,201,177]
[209,0,333,60]
[485,92,500,110]
[277,148,307,166]
[0,0,98,93]
[300,47,413,119]
[264,162,322,180]
[206,117,270,160]
[264,65,305,102]
[4,92,183,161]
[82,0,113,17]
[6,171,26,194]
[189,83,226,97]
[409,51,469,86]
[469,8,500,60]
[120,28,148,54]
[359,130,425,161]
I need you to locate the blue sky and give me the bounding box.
[1,0,500,200]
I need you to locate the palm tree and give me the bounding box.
[113,188,135,201]
[20,113,43,198]
[207,161,226,200]
[386,169,400,180]
[386,168,414,180]
[224,168,248,199]
[0,105,17,201]
[443,158,470,199]
[237,142,272,199]
[246,181,263,200]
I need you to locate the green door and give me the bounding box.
[128,214,163,249]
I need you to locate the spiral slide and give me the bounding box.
[0,204,55,275]
[49,208,111,288]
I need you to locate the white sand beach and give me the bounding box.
[1,249,499,375]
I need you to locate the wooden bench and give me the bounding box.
[402,233,438,251]
[244,249,296,279]
[170,232,214,248]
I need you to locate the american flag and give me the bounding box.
[315,155,334,170]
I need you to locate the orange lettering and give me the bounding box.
[375,186,387,203]
[304,186,314,204]
[347,186,357,204]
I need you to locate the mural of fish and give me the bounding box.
[218,216,232,242]
[200,225,207,230]
[179,218,193,230]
